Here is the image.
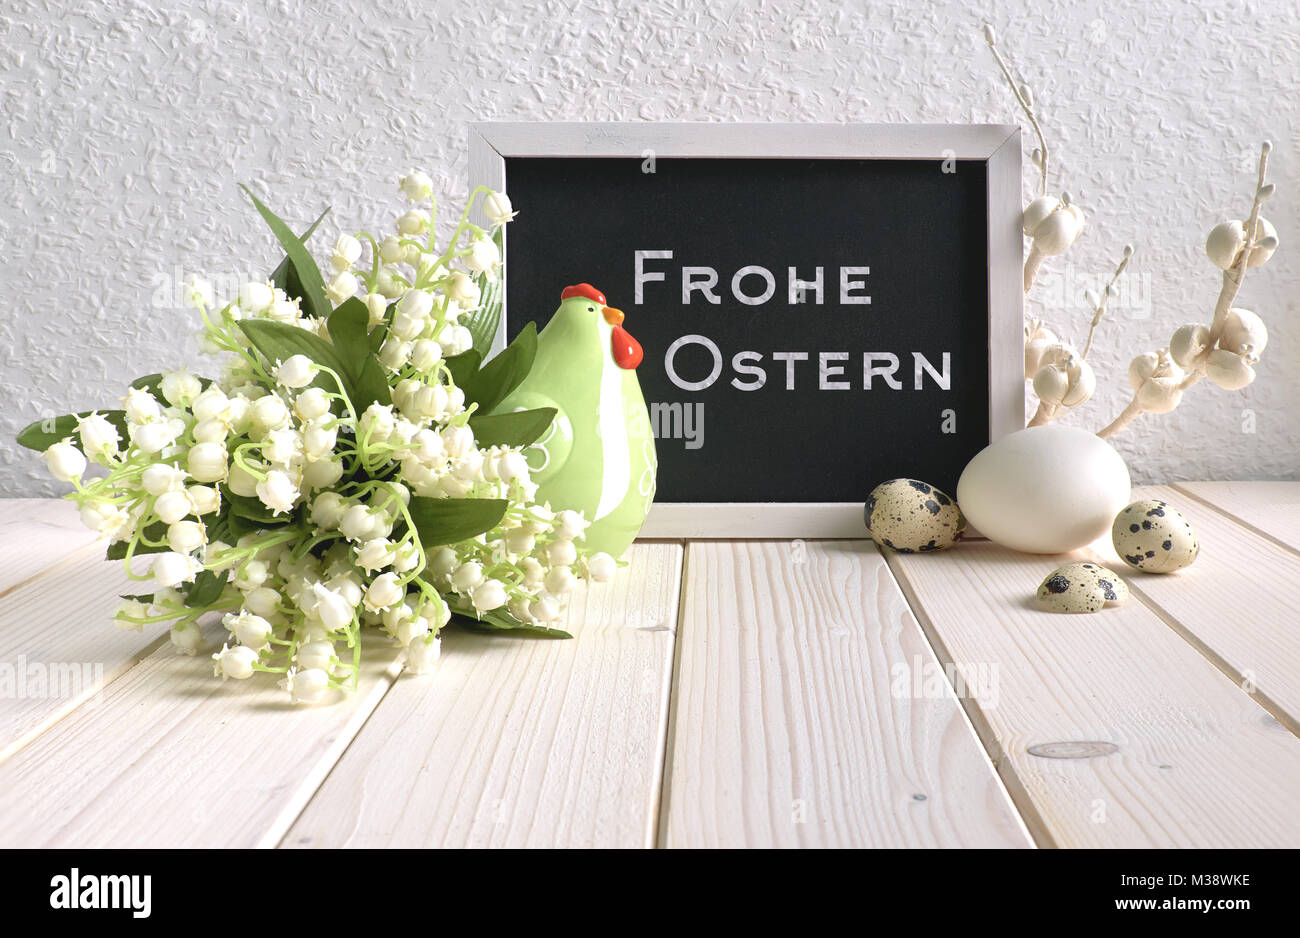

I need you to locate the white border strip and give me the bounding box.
[638,503,868,539]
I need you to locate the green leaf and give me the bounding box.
[240,185,332,320]
[239,317,390,414]
[239,317,349,392]
[214,492,292,537]
[406,496,508,547]
[468,407,556,448]
[222,488,286,524]
[327,297,369,353]
[467,276,502,361]
[365,300,397,355]
[443,350,482,391]
[129,372,213,402]
[291,530,335,562]
[130,374,164,397]
[448,602,572,639]
[105,521,169,560]
[326,297,391,411]
[204,511,232,545]
[186,570,229,607]
[225,512,263,540]
[119,593,155,603]
[270,207,330,300]
[466,229,504,359]
[353,357,393,411]
[464,322,536,414]
[368,324,388,355]
[17,410,129,452]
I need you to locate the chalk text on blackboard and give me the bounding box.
[664,335,951,392]
[634,250,870,306]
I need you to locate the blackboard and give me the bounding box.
[472,124,1022,534]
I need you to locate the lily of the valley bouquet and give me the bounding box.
[19,175,618,704]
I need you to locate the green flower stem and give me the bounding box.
[384,271,413,292]
[120,609,199,627]
[205,528,300,573]
[355,423,376,473]
[231,445,269,482]
[121,525,155,581]
[359,232,383,288]
[327,426,364,477]
[290,530,343,562]
[382,486,427,589]
[200,304,266,377]
[349,612,361,687]
[432,186,491,273]
[312,364,358,422]
[360,440,403,467]
[427,293,453,337]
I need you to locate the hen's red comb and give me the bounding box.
[561,283,606,305]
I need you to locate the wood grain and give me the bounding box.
[889,539,1300,848]
[663,539,1031,848]
[1087,485,1300,728]
[0,624,402,848]
[0,549,165,762]
[0,499,100,598]
[1173,481,1300,552]
[3,487,1298,849]
[283,543,683,848]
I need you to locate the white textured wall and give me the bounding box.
[0,0,1296,495]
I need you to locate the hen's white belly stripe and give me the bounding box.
[594,361,629,520]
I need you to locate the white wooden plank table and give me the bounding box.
[0,483,1296,849]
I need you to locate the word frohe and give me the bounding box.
[634,250,870,306]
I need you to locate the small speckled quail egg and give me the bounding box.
[1112,499,1199,573]
[865,479,965,553]
[1036,562,1129,613]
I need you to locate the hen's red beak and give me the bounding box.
[603,306,643,370]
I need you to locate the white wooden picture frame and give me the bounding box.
[469,122,1023,538]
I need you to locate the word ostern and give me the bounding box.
[634,251,951,393]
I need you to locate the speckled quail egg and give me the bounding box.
[1036,562,1129,613]
[1112,499,1199,573]
[865,479,966,553]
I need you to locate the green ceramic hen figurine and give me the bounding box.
[497,284,657,559]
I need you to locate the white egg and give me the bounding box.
[956,426,1131,554]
